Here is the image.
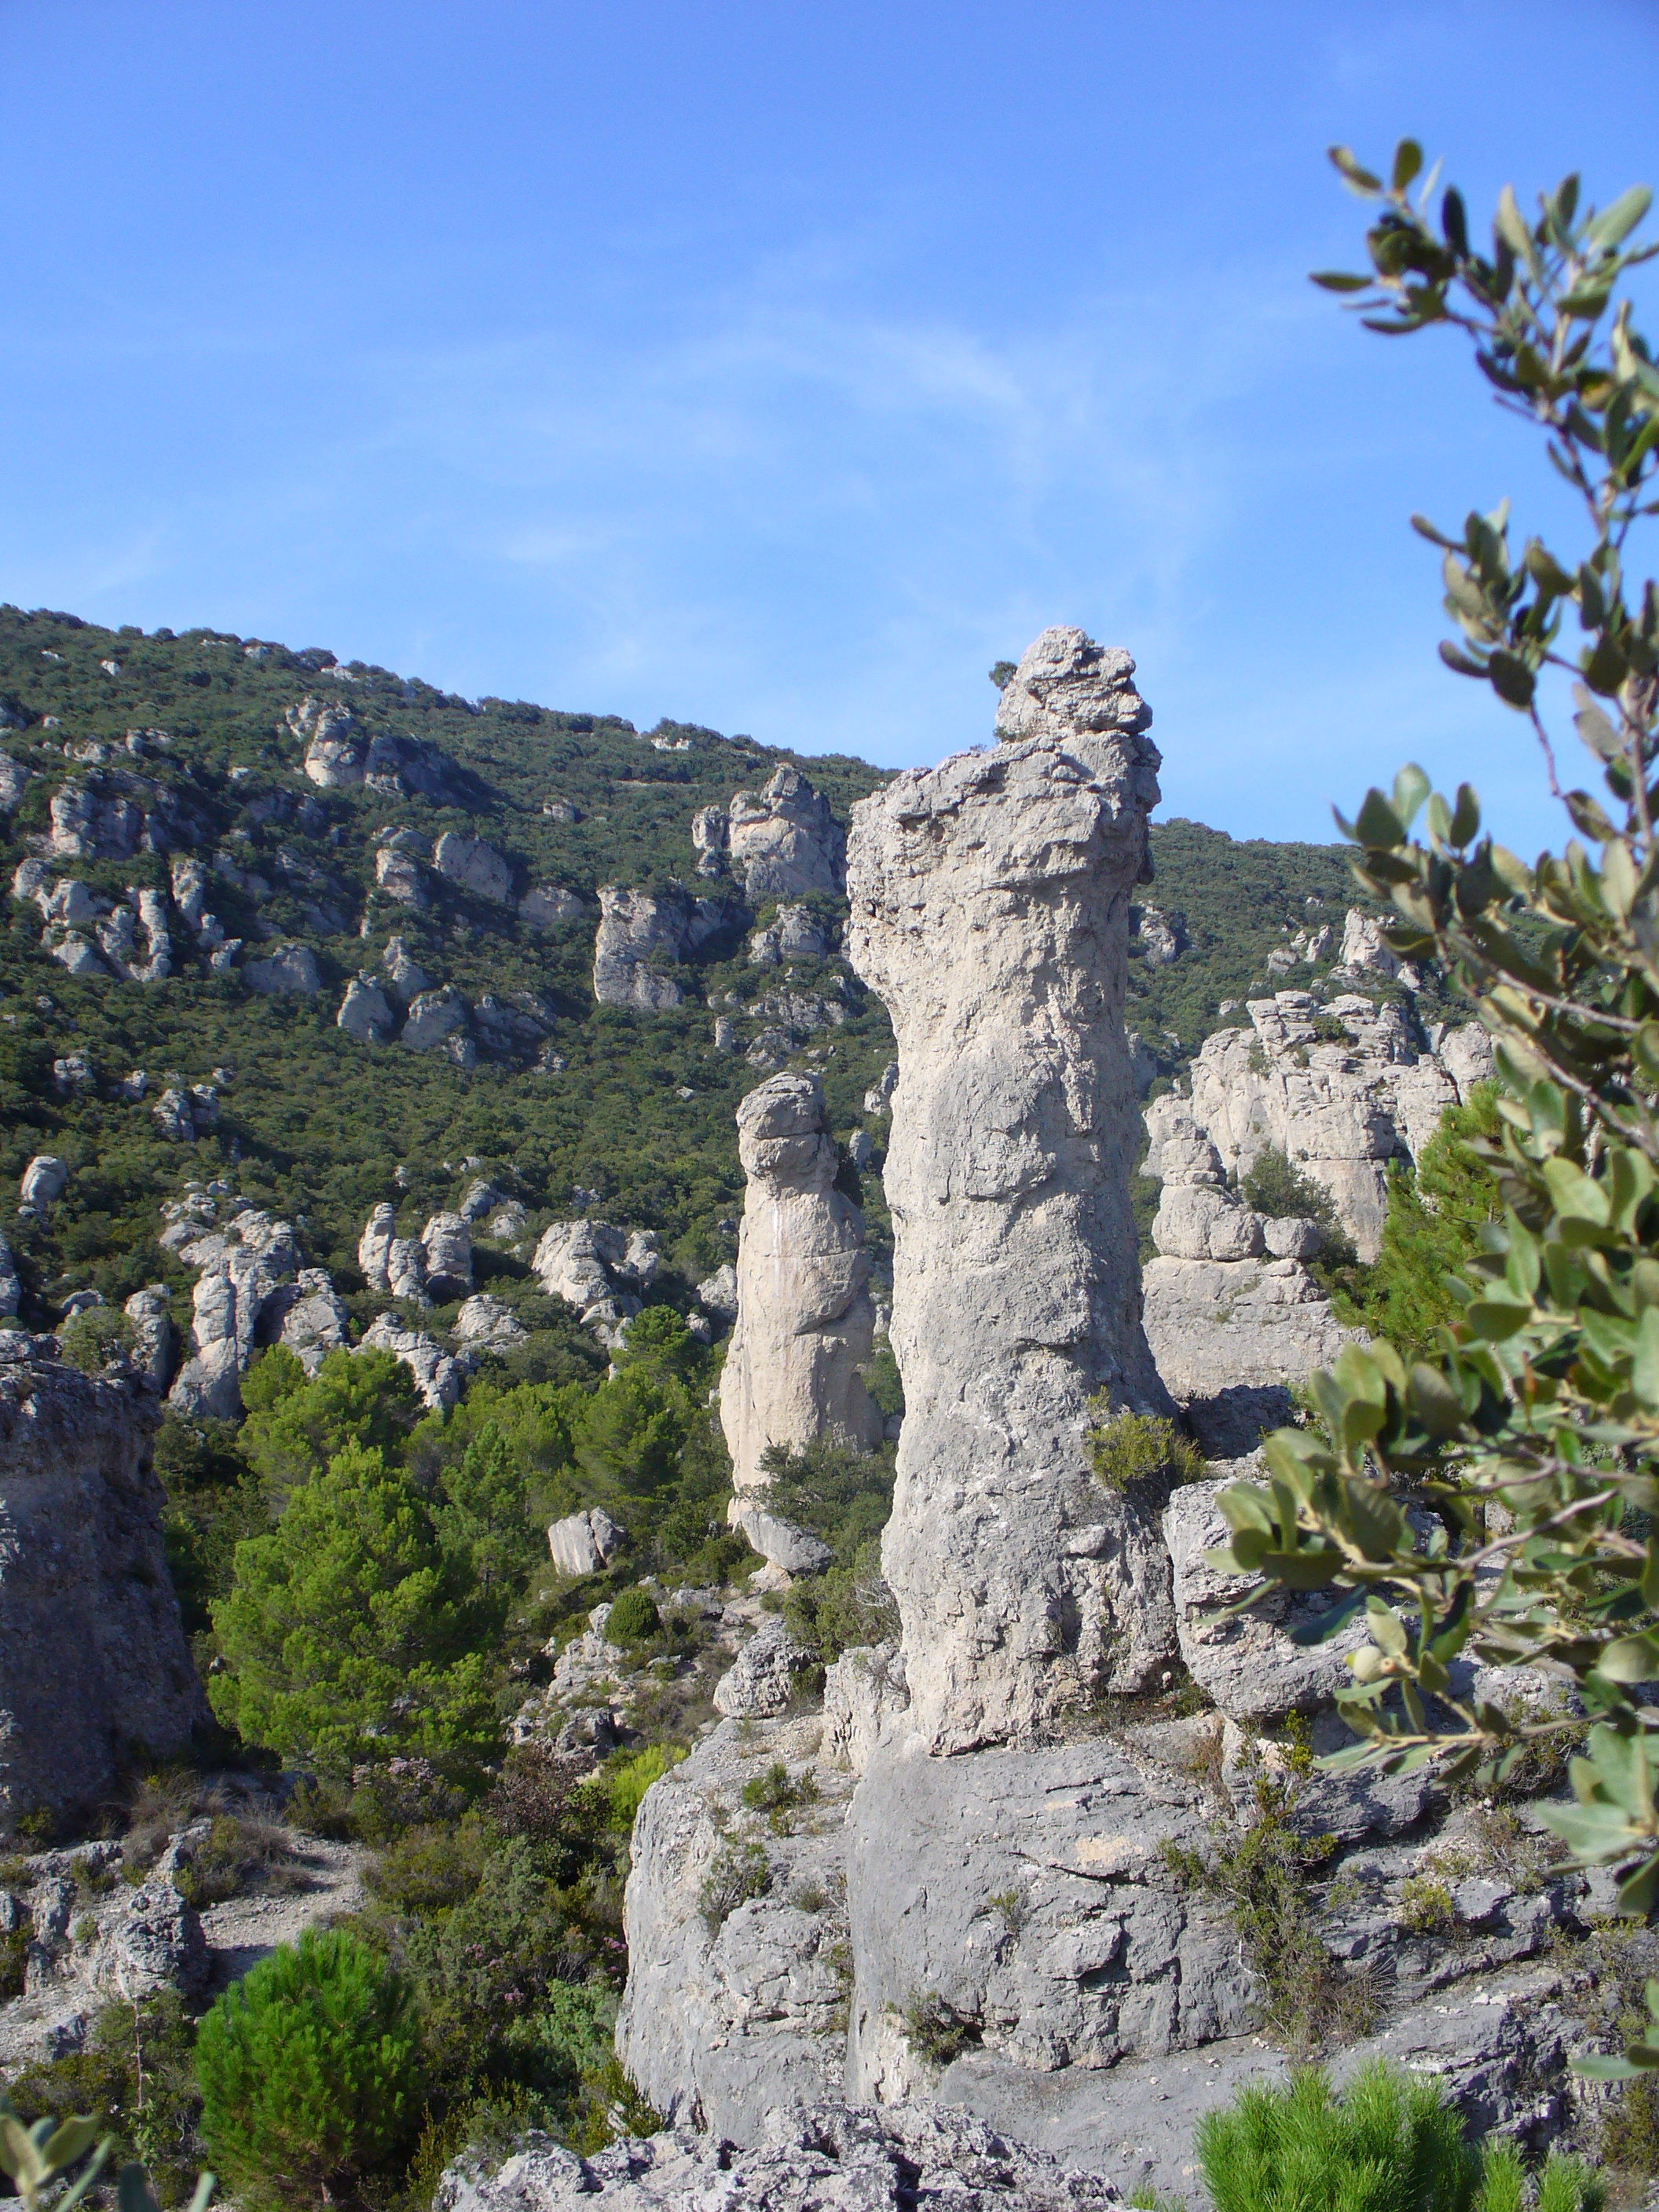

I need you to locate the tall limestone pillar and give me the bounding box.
[720,1071,884,1570]
[844,627,1176,1752]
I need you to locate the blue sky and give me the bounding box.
[1,1,1655,848]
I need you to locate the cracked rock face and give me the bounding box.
[719,1073,882,1565]
[591,884,730,1009]
[844,627,1176,1752]
[167,1203,303,1421]
[725,767,844,902]
[0,1349,208,1834]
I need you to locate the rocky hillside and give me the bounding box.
[0,604,1368,1350]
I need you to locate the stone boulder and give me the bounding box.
[749,903,832,965]
[18,1156,68,1217]
[712,1617,817,1717]
[453,1295,528,1353]
[723,768,844,901]
[1141,1254,1350,1457]
[274,1270,351,1374]
[690,800,728,877]
[591,884,731,1009]
[122,1287,176,1389]
[358,1315,469,1409]
[168,1205,303,1421]
[381,936,431,1000]
[547,1506,623,1577]
[438,2104,1124,2212]
[0,1229,20,1319]
[0,756,28,811]
[719,1073,883,1567]
[91,1866,208,2001]
[530,1220,660,1345]
[0,1346,209,1835]
[375,833,429,907]
[433,830,514,906]
[421,1212,473,1300]
[845,625,1175,1751]
[518,884,586,928]
[243,943,320,997]
[337,976,394,1042]
[290,694,364,786]
[46,778,143,860]
[401,985,473,1058]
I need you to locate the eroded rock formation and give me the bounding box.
[0,1342,208,1835]
[719,1073,881,1569]
[591,885,731,1009]
[844,626,1174,1752]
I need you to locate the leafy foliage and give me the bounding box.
[1086,1405,1205,1492]
[1210,152,1659,1938]
[194,1927,420,2211]
[1345,1090,1503,1357]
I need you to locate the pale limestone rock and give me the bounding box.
[453,1294,529,1353]
[1183,991,1459,1260]
[432,830,514,906]
[337,976,394,1041]
[0,756,27,811]
[39,877,101,928]
[0,1349,208,1837]
[122,1288,175,1390]
[719,1074,882,1565]
[1339,906,1402,976]
[420,1212,473,1299]
[358,1314,469,1408]
[242,943,320,996]
[547,1506,622,1577]
[375,836,428,907]
[1141,1254,1350,1457]
[695,1261,738,1321]
[47,932,108,977]
[18,1157,68,1216]
[731,1504,830,1574]
[530,1220,656,1343]
[357,1203,397,1291]
[691,800,728,877]
[0,1229,20,1319]
[820,1643,910,1777]
[844,627,1174,1751]
[517,884,586,928]
[727,767,844,900]
[276,1271,350,1374]
[168,1207,302,1421]
[381,936,431,999]
[1438,1020,1497,1099]
[1151,1182,1265,1261]
[46,780,142,860]
[401,985,471,1053]
[1163,1475,1371,1723]
[1134,905,1183,965]
[439,2104,1124,2212]
[169,856,208,930]
[11,856,50,904]
[591,884,731,1008]
[288,694,364,786]
[749,904,831,965]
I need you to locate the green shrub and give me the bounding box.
[1086,1404,1205,1491]
[56,1306,137,1373]
[1196,2060,1603,2212]
[896,1990,981,2069]
[739,1760,819,1832]
[592,1744,685,1833]
[195,1928,421,2210]
[698,1839,770,1930]
[3,1992,201,2203]
[603,1588,661,1646]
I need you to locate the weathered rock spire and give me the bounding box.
[845,625,1175,1752]
[720,1071,883,1569]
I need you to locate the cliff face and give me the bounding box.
[0,1343,207,1835]
[844,628,1174,1752]
[719,1073,882,1568]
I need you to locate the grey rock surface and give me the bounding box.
[547,1506,624,1577]
[518,884,587,928]
[401,984,472,1053]
[439,2104,1124,2212]
[719,1074,882,1565]
[0,1229,20,1319]
[712,1616,817,1717]
[749,903,832,965]
[421,1211,474,1299]
[274,1270,350,1375]
[531,1220,657,1345]
[338,976,394,1042]
[727,767,844,901]
[0,1349,208,1834]
[358,1314,470,1409]
[592,884,730,1009]
[433,830,515,906]
[844,626,1175,1751]
[122,1286,176,1389]
[454,1294,529,1353]
[18,1156,68,1216]
[616,1713,857,2141]
[242,942,321,997]
[168,1203,303,1420]
[1141,1254,1350,1458]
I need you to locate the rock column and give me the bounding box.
[720,1072,883,1569]
[844,626,1175,1752]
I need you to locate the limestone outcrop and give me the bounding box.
[719,1073,882,1569]
[0,1342,208,1834]
[357,1315,470,1409]
[433,830,514,906]
[438,2101,1122,2212]
[844,627,1175,1752]
[1181,991,1493,1262]
[692,767,844,902]
[531,1221,661,1344]
[591,885,731,1009]
[166,1201,305,1421]
[1137,1092,1350,1455]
